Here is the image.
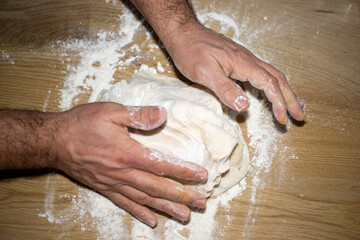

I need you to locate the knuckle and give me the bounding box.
[122,199,136,213]
[120,140,139,162]
[215,45,232,59]
[115,144,134,166]
[163,202,174,214]
[175,191,189,204]
[118,151,132,166]
[277,71,286,81]
[268,75,278,85]
[262,70,279,86]
[270,78,281,92]
[108,193,132,212]
[217,81,235,97]
[193,63,210,84]
[136,194,152,206]
[115,169,133,186]
[275,71,288,88]
[233,48,253,61]
[151,162,165,176]
[149,182,166,197]
[268,66,285,81]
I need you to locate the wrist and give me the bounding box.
[162,21,204,55]
[130,0,202,54]
[48,111,70,171]
[34,112,64,169]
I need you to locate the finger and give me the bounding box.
[256,60,305,121]
[232,61,288,124]
[101,190,158,227]
[111,105,167,130]
[119,185,191,222]
[194,61,250,112]
[126,141,208,182]
[214,79,250,112]
[121,168,206,208]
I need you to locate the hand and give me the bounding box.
[54,102,208,227]
[167,24,305,125]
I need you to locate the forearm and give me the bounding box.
[130,0,201,50]
[0,109,61,170]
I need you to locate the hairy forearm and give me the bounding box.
[130,0,201,49]
[0,110,61,170]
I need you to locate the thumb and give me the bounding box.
[197,63,250,112]
[215,79,250,112]
[116,105,167,130]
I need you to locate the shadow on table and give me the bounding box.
[0,168,52,180]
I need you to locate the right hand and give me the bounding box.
[166,24,305,125]
[54,102,208,227]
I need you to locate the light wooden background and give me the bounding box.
[0,0,359,239]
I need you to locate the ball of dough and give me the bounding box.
[96,71,249,197]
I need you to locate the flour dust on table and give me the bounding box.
[39,1,299,239]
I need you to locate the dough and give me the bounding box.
[97,71,249,197]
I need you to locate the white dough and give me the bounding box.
[97,71,249,197]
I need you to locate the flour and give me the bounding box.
[157,62,165,73]
[57,4,145,110]
[136,64,157,74]
[40,1,298,239]
[1,49,15,64]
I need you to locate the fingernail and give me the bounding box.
[233,94,250,112]
[296,96,304,107]
[178,210,189,219]
[147,218,157,227]
[170,205,189,220]
[192,199,206,208]
[274,110,287,125]
[150,107,160,121]
[296,97,306,117]
[194,171,208,181]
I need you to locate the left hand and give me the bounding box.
[166,23,305,125]
[54,103,208,227]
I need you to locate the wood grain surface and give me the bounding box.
[0,0,359,239]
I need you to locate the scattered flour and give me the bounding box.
[156,62,165,73]
[57,5,145,110]
[39,1,298,239]
[1,50,10,59]
[136,64,157,74]
[1,49,15,64]
[105,0,117,5]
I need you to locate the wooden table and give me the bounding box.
[0,0,359,239]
